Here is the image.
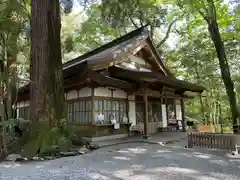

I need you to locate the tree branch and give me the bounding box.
[128,15,139,28]
[156,19,177,48]
[149,23,155,38]
[207,0,217,21]
[196,7,210,23]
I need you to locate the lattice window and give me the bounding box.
[152,102,162,122]
[94,99,127,124]
[67,100,91,124]
[17,107,29,120]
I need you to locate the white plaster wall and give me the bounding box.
[16,101,29,108]
[16,109,19,118]
[175,99,181,105]
[94,87,111,97]
[162,104,167,127]
[113,89,127,98]
[176,105,182,120]
[79,87,91,97]
[65,87,91,100]
[129,101,136,126]
[66,90,78,99]
[128,95,135,101]
[128,95,136,127]
[94,87,127,99]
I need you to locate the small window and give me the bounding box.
[67,100,91,124]
[17,106,29,120]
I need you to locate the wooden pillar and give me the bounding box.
[180,95,186,132]
[91,87,95,124]
[159,86,163,121]
[143,86,149,138]
[160,86,164,106]
[164,88,168,125]
[126,93,130,123]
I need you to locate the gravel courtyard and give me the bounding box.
[0,142,240,180]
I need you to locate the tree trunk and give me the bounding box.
[195,67,205,120]
[207,20,240,133]
[30,0,65,127]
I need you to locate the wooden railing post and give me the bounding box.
[188,133,193,148]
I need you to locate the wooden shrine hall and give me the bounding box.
[17,26,204,141]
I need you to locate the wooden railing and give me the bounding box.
[188,132,238,150]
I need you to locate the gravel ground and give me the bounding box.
[0,142,240,180]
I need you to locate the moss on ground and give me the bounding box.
[21,120,73,157]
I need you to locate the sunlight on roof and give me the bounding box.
[127,62,137,69]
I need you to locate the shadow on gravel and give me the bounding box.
[85,143,240,180]
[0,142,240,180]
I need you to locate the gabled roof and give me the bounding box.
[63,25,171,77]
[18,26,205,97]
[64,26,146,68]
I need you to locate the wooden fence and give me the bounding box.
[188,132,239,150]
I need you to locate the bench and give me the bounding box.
[131,123,144,135]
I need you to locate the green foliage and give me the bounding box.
[167,0,240,126]
[72,4,123,53]
[0,118,17,128]
[59,118,76,139]
[38,119,75,156]
[101,0,168,27]
[59,0,239,128]
[21,119,76,156]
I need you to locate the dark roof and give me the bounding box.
[18,26,204,96]
[63,25,173,79]
[109,66,205,93]
[63,25,150,70]
[18,62,135,98]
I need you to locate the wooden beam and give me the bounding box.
[91,87,95,125]
[142,44,167,74]
[180,95,186,132]
[88,70,136,91]
[165,90,169,126]
[143,85,149,137]
[126,93,131,124]
[160,86,164,121]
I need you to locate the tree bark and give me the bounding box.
[30,0,65,126]
[207,19,240,133]
[195,67,205,120]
